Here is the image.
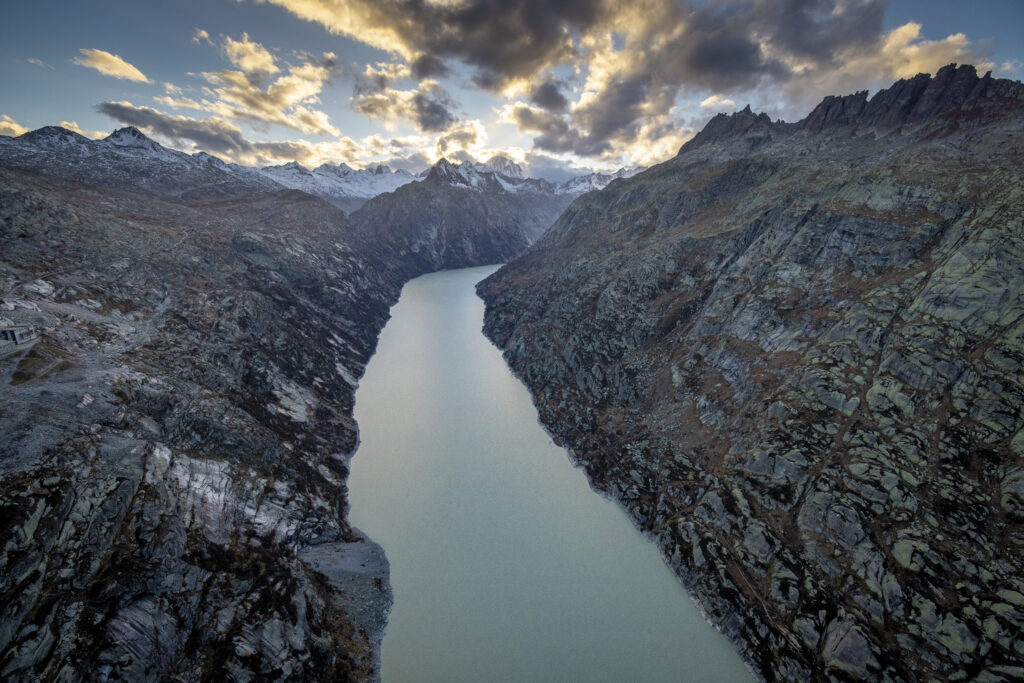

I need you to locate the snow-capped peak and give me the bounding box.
[14,126,93,152]
[555,166,645,194]
[314,162,355,177]
[426,158,496,189]
[483,154,524,179]
[256,159,418,210]
[105,126,154,148]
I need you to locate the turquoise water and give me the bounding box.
[348,265,751,682]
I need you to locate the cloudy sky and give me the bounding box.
[2,0,1022,180]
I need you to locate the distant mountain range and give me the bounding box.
[0,126,643,212]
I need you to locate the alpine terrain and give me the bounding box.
[480,64,1024,681]
[0,125,600,679]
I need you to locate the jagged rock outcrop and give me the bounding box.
[0,122,573,677]
[0,127,281,199]
[0,169,402,680]
[343,157,577,273]
[480,65,1024,681]
[257,161,418,213]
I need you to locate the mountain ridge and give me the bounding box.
[479,64,1024,680]
[1,125,640,211]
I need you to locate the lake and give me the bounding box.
[348,265,751,682]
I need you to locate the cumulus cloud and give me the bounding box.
[776,21,993,114]
[198,53,341,135]
[353,78,459,133]
[193,28,214,46]
[223,32,279,74]
[155,95,202,109]
[529,80,570,112]
[27,58,54,70]
[700,94,736,111]
[72,48,150,82]
[0,114,29,137]
[59,120,106,138]
[435,119,485,157]
[498,101,593,154]
[250,0,991,166]
[251,0,602,89]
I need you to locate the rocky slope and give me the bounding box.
[0,168,403,680]
[344,158,577,272]
[479,64,1024,681]
[0,120,573,676]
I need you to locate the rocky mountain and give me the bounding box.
[258,161,418,213]
[0,112,583,676]
[0,166,404,680]
[0,126,280,200]
[480,153,524,178]
[479,64,1024,681]
[0,125,640,218]
[555,166,644,195]
[343,157,577,272]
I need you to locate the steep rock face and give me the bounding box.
[344,158,576,273]
[0,116,578,677]
[480,65,1024,681]
[0,171,401,680]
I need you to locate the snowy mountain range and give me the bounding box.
[0,125,644,209]
[257,161,419,213]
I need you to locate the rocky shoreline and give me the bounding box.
[487,345,762,678]
[0,126,570,680]
[479,65,1024,680]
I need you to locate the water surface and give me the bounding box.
[348,265,751,682]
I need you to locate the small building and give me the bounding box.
[0,324,37,345]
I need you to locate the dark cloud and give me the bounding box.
[762,0,885,61]
[529,80,569,112]
[352,79,460,133]
[515,0,890,159]
[503,103,591,154]
[96,100,362,165]
[573,78,649,143]
[520,151,595,183]
[352,59,459,133]
[375,151,433,174]
[411,53,449,79]
[263,0,608,90]
[264,0,972,163]
[412,88,459,132]
[97,101,251,155]
[424,0,604,89]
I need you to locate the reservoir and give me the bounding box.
[348,265,751,682]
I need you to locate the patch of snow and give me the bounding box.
[24,279,55,296]
[270,376,318,422]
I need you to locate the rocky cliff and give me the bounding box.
[0,168,402,680]
[344,158,576,273]
[0,125,567,677]
[479,64,1024,681]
